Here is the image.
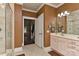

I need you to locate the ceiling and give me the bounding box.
[23,3,64,12]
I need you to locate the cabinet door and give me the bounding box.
[57,37,68,55]
[50,36,57,49]
[73,40,79,56]
[66,39,76,56]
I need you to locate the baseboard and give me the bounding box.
[14,47,24,56]
[43,46,52,52]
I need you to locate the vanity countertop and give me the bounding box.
[50,33,79,41]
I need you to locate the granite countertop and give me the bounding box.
[50,33,79,41]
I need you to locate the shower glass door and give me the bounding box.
[0,3,13,55]
[0,4,6,54]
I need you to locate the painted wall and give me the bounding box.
[14,3,79,48]
[57,3,79,33]
[14,4,23,48]
[14,4,37,48]
[37,5,45,17]
[44,3,79,47]
[37,5,57,47]
[57,3,79,13]
[44,5,57,47]
[22,10,37,18]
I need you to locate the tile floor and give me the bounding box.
[23,44,50,56]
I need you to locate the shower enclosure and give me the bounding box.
[0,4,13,56]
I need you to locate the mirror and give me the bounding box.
[67,10,79,35]
[56,10,79,35]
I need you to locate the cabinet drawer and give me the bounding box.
[74,45,79,51]
[68,45,76,49]
[50,35,79,56]
[67,49,76,56]
[74,40,79,46]
[67,39,76,45]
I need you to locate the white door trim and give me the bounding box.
[23,16,37,46]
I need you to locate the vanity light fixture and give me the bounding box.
[58,11,70,17]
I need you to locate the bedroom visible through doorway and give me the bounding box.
[24,19,35,45]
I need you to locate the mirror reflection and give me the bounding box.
[50,10,79,35]
[67,10,79,35]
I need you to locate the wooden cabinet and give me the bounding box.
[50,35,79,56]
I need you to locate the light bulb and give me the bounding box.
[63,13,65,16]
[67,12,70,15]
[47,30,50,33]
[61,12,64,16]
[64,11,70,15]
[64,11,68,14]
[58,13,60,17]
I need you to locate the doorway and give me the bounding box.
[23,14,44,48]
[24,19,35,45]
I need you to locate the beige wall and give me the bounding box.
[14,4,23,48]
[57,3,79,13]
[44,5,57,47]
[37,5,57,47]
[37,3,79,47]
[14,3,79,48]
[14,4,37,48]
[22,10,37,18]
[57,3,79,33]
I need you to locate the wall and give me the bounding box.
[44,5,57,47]
[14,3,79,48]
[57,3,79,13]
[57,3,79,33]
[14,4,36,48]
[37,5,57,47]
[14,4,23,48]
[37,3,79,47]
[37,5,45,17]
[22,10,37,18]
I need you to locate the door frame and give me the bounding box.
[22,16,36,46]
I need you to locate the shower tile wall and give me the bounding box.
[0,7,5,54]
[0,4,12,55]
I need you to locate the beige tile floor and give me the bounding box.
[23,44,50,56]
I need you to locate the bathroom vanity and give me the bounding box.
[50,33,79,56]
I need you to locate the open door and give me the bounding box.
[35,13,44,48]
[24,19,35,45]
